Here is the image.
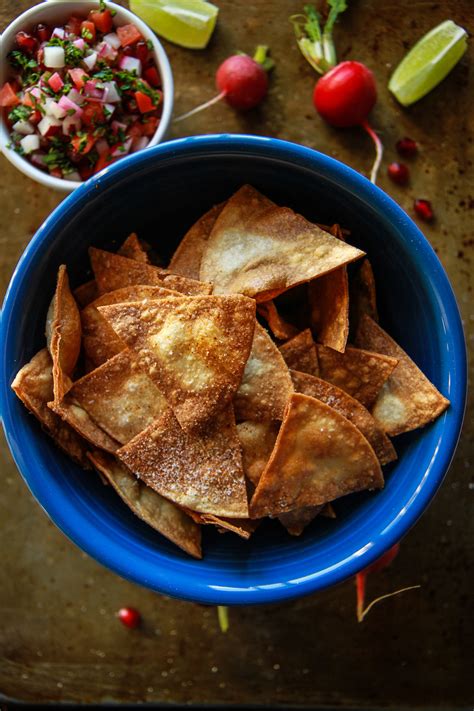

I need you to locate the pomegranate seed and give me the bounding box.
[34,23,52,42]
[387,161,409,185]
[135,40,149,63]
[16,31,38,54]
[396,137,418,157]
[117,606,141,629]
[414,199,433,222]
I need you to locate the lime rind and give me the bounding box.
[389,20,468,106]
[130,0,219,49]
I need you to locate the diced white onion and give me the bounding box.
[44,46,65,69]
[103,81,121,103]
[103,33,121,49]
[82,51,98,70]
[37,116,61,136]
[13,120,35,135]
[131,136,150,153]
[48,101,67,120]
[20,134,40,154]
[66,171,82,182]
[119,55,142,77]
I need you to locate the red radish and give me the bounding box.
[396,136,418,157]
[414,199,433,221]
[387,161,409,184]
[34,23,52,43]
[174,46,273,123]
[15,31,37,54]
[117,606,141,629]
[355,543,420,622]
[313,61,383,183]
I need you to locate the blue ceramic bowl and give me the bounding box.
[0,135,466,605]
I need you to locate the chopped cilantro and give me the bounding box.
[44,145,74,173]
[146,40,153,50]
[47,37,84,67]
[87,149,99,165]
[8,50,39,86]
[8,104,32,123]
[93,67,115,82]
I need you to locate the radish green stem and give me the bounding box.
[217,605,229,633]
[173,90,226,123]
[253,44,274,71]
[361,119,383,184]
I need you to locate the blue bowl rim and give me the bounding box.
[0,134,467,605]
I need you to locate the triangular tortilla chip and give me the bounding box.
[89,247,212,297]
[200,185,364,300]
[291,370,397,465]
[278,505,324,536]
[46,265,81,402]
[250,393,383,517]
[316,344,398,408]
[279,329,319,376]
[70,349,169,445]
[257,301,298,340]
[117,232,151,263]
[349,259,379,337]
[11,349,90,468]
[49,397,120,454]
[74,279,98,308]
[308,223,349,352]
[355,315,450,436]
[99,295,256,431]
[169,203,225,280]
[88,451,202,558]
[234,323,293,422]
[237,420,280,486]
[82,285,180,368]
[117,407,249,517]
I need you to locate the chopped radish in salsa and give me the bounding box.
[1,1,162,182]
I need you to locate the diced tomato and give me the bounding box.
[89,9,113,34]
[81,101,105,127]
[30,109,42,125]
[93,151,112,174]
[144,66,160,87]
[142,115,159,136]
[127,122,144,139]
[68,68,89,90]
[116,24,143,47]
[135,91,155,114]
[78,161,94,180]
[135,40,148,63]
[66,16,83,36]
[50,166,63,179]
[81,20,96,42]
[22,92,35,108]
[15,31,37,54]
[0,82,20,107]
[71,133,96,155]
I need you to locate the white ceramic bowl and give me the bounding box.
[0,0,174,192]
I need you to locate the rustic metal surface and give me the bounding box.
[1,0,473,707]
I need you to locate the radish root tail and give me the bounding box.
[174,91,227,124]
[361,120,383,185]
[357,584,421,623]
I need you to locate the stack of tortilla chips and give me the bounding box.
[12,187,450,557]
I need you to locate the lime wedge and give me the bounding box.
[130,0,218,49]
[389,20,468,106]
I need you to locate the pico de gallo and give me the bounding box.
[0,1,163,182]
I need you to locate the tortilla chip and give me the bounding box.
[322,502,336,518]
[200,185,364,300]
[257,301,299,340]
[184,509,257,540]
[316,344,398,408]
[355,315,450,436]
[70,350,168,445]
[278,505,323,536]
[99,295,256,431]
[11,349,90,468]
[169,203,225,280]
[250,393,384,517]
[46,265,81,402]
[349,259,379,335]
[81,285,180,368]
[309,267,349,352]
[237,420,280,486]
[49,397,120,454]
[234,323,294,422]
[117,407,249,518]
[74,279,98,308]
[89,247,212,297]
[279,329,319,376]
[291,370,397,465]
[88,450,202,558]
[117,232,151,263]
